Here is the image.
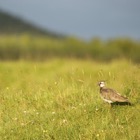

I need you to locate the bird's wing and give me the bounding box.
[107,88,129,102]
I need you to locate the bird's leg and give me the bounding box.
[110,103,113,108]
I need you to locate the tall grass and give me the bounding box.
[0,59,140,139]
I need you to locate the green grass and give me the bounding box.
[0,59,140,140]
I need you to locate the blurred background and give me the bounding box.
[0,0,140,62]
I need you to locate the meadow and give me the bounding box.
[0,59,140,140]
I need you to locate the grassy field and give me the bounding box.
[0,59,140,140]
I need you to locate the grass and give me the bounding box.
[0,59,140,140]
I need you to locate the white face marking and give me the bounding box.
[99,81,105,87]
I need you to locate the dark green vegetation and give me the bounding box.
[0,35,140,62]
[0,60,140,139]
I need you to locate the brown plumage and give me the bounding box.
[98,81,131,105]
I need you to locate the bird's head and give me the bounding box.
[98,81,105,88]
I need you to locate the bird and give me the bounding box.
[98,81,131,106]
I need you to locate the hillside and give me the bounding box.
[0,10,63,38]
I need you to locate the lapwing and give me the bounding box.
[98,81,131,106]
